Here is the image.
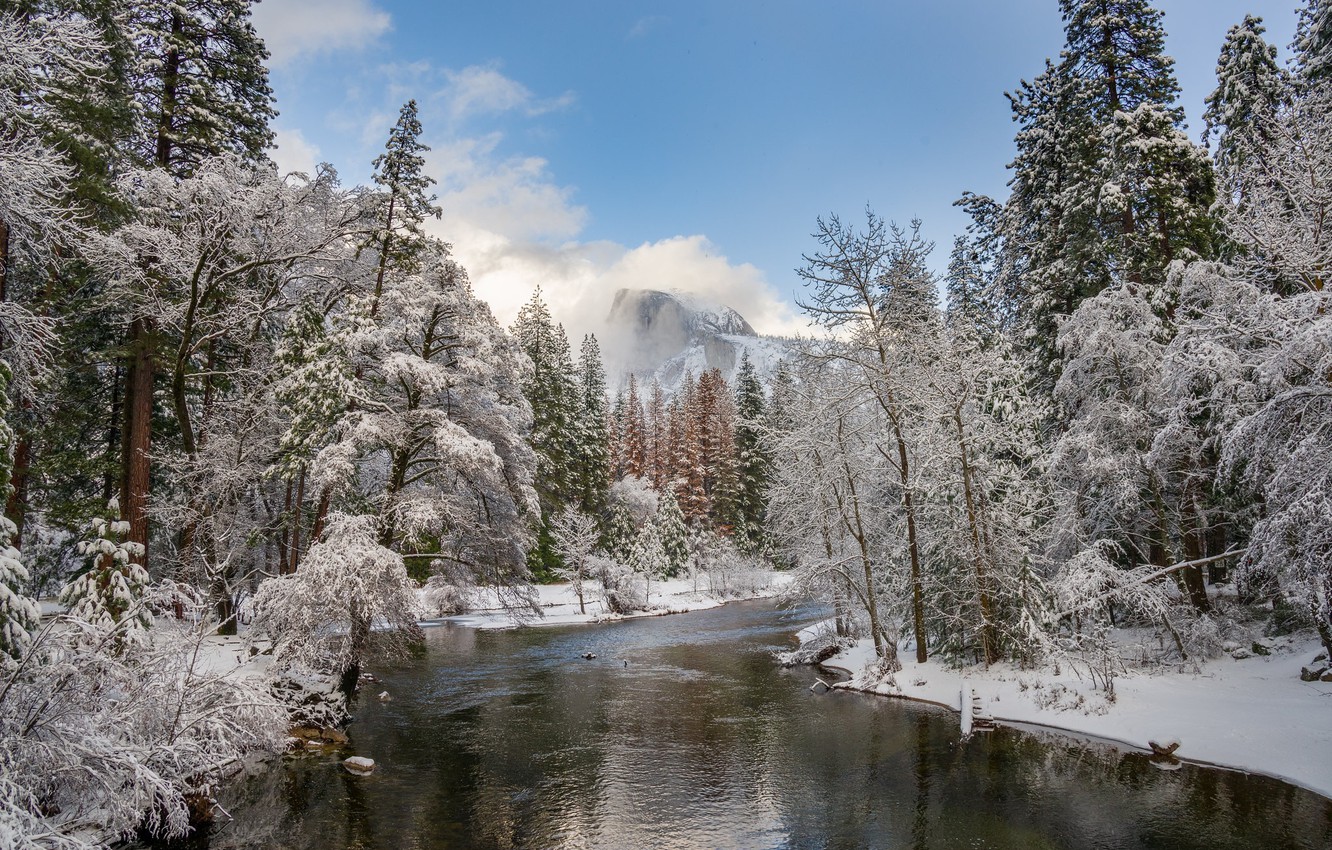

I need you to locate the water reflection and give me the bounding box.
[158,601,1332,850]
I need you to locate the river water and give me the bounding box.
[184,600,1331,849]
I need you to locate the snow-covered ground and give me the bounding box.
[800,623,1332,799]
[441,572,794,630]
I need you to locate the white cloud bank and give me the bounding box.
[412,67,806,347]
[252,0,391,67]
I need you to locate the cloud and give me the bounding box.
[439,64,576,123]
[270,127,321,177]
[428,134,587,243]
[252,0,391,67]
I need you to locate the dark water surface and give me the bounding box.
[187,601,1331,849]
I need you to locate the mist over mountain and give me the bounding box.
[602,288,792,392]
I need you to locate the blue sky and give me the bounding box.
[254,0,1299,339]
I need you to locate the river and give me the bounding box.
[173,600,1332,849]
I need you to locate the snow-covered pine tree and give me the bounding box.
[646,379,667,491]
[1294,0,1332,85]
[0,363,38,662]
[1101,102,1218,290]
[512,288,579,513]
[622,374,647,479]
[124,0,275,175]
[1203,15,1289,196]
[731,353,771,555]
[58,499,151,649]
[655,490,689,578]
[573,334,611,516]
[994,0,1218,383]
[602,501,637,565]
[366,99,442,315]
[626,520,669,606]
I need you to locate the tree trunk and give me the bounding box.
[893,428,928,664]
[5,419,30,546]
[103,366,122,503]
[121,317,154,568]
[955,410,998,666]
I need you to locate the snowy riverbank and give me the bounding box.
[441,572,795,630]
[799,624,1332,800]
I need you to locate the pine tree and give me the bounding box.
[1102,103,1218,289]
[1203,15,1289,193]
[125,0,275,175]
[626,520,668,604]
[0,364,38,661]
[602,501,637,564]
[655,490,689,577]
[512,288,578,513]
[646,379,667,490]
[366,100,443,315]
[622,374,646,479]
[731,353,771,555]
[573,334,610,516]
[991,0,1219,382]
[1295,0,1332,85]
[58,499,151,649]
[116,0,279,571]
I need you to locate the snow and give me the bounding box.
[440,573,794,630]
[809,630,1332,799]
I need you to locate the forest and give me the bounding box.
[0,0,1330,845]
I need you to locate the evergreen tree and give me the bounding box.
[622,374,647,479]
[1203,15,1289,193]
[115,0,279,570]
[646,379,667,490]
[626,520,668,604]
[0,364,38,662]
[602,501,636,564]
[655,490,689,577]
[58,499,151,649]
[366,99,443,314]
[990,0,1219,382]
[573,334,610,516]
[731,353,771,555]
[125,0,276,175]
[1102,103,1218,288]
[512,288,578,514]
[1295,0,1332,85]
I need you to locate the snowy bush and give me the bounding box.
[609,476,659,526]
[0,590,286,846]
[249,513,422,693]
[422,573,474,616]
[590,555,645,614]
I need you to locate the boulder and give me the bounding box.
[343,756,376,775]
[320,727,350,745]
[1251,641,1272,657]
[1300,665,1329,682]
